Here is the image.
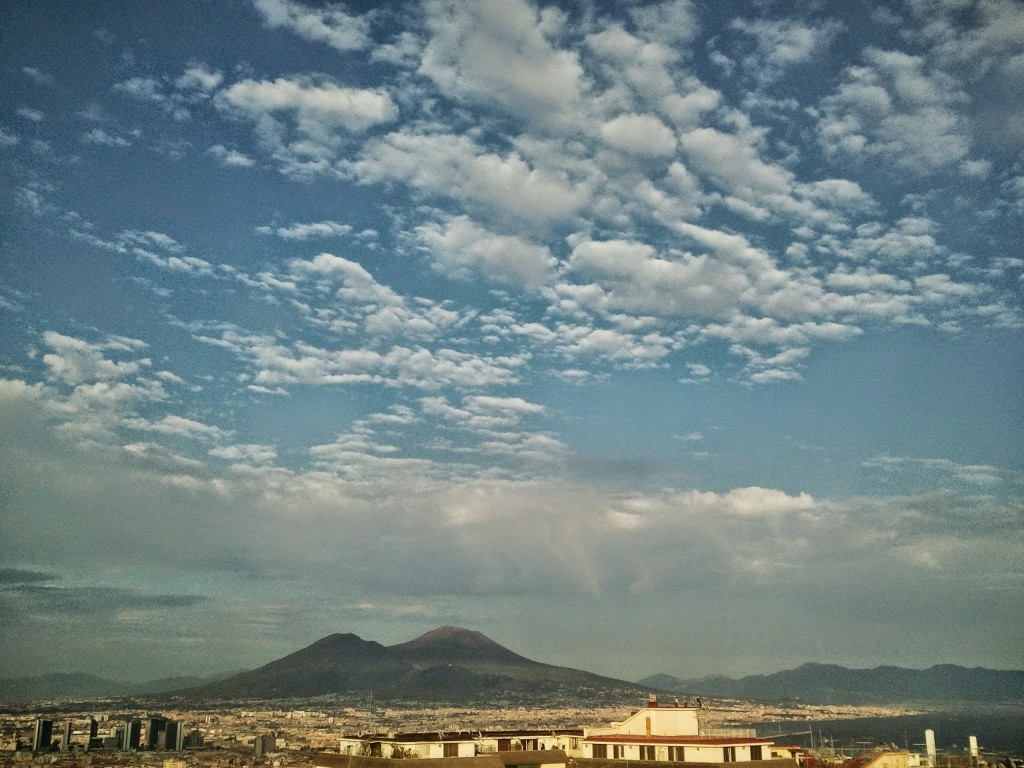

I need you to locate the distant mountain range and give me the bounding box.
[3,628,1021,706]
[639,663,1024,704]
[0,670,239,704]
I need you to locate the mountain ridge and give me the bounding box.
[639,661,1024,704]
[4,629,1021,705]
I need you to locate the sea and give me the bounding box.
[748,705,1024,756]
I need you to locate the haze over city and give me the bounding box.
[1,0,1022,684]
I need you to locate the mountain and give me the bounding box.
[0,669,247,704]
[0,672,125,703]
[180,625,649,702]
[638,662,1024,704]
[128,670,244,695]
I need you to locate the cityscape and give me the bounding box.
[2,693,1018,768]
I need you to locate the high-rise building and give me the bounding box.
[32,720,53,752]
[254,733,277,757]
[122,719,142,751]
[87,718,99,751]
[161,721,183,751]
[60,721,72,751]
[147,717,169,750]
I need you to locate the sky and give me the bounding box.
[1,0,1022,685]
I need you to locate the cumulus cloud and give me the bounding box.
[419,0,585,130]
[219,77,397,132]
[817,47,973,174]
[599,113,677,157]
[416,216,556,289]
[253,0,370,52]
[566,238,751,319]
[727,17,843,86]
[679,127,792,201]
[353,131,587,223]
[42,332,149,386]
[217,77,398,177]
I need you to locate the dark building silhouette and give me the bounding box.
[87,718,100,751]
[147,717,169,750]
[32,720,53,752]
[182,729,204,750]
[162,721,183,751]
[122,719,141,751]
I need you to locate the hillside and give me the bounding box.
[639,662,1024,704]
[0,670,244,705]
[0,673,125,704]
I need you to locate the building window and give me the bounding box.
[640,746,656,760]
[751,746,763,761]
[613,746,624,759]
[669,746,685,761]
[724,747,736,762]
[444,743,459,758]
[593,744,607,758]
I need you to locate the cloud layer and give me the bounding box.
[0,0,1021,680]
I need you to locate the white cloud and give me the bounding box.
[42,332,149,386]
[585,24,677,105]
[353,132,586,223]
[114,76,164,103]
[686,363,711,378]
[253,0,370,52]
[218,77,397,133]
[817,48,972,174]
[566,237,751,319]
[124,414,228,441]
[863,454,1011,487]
[207,144,255,167]
[728,17,842,86]
[629,0,701,50]
[599,113,677,157]
[679,127,792,199]
[257,220,352,240]
[552,322,677,369]
[209,443,278,465]
[419,0,584,130]
[17,107,44,122]
[217,76,397,177]
[82,128,133,147]
[201,320,526,391]
[175,63,223,93]
[416,216,556,290]
[21,66,52,84]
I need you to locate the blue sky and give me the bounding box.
[1,0,1022,683]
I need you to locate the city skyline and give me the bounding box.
[1,0,1022,682]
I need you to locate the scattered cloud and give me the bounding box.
[253,0,371,52]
